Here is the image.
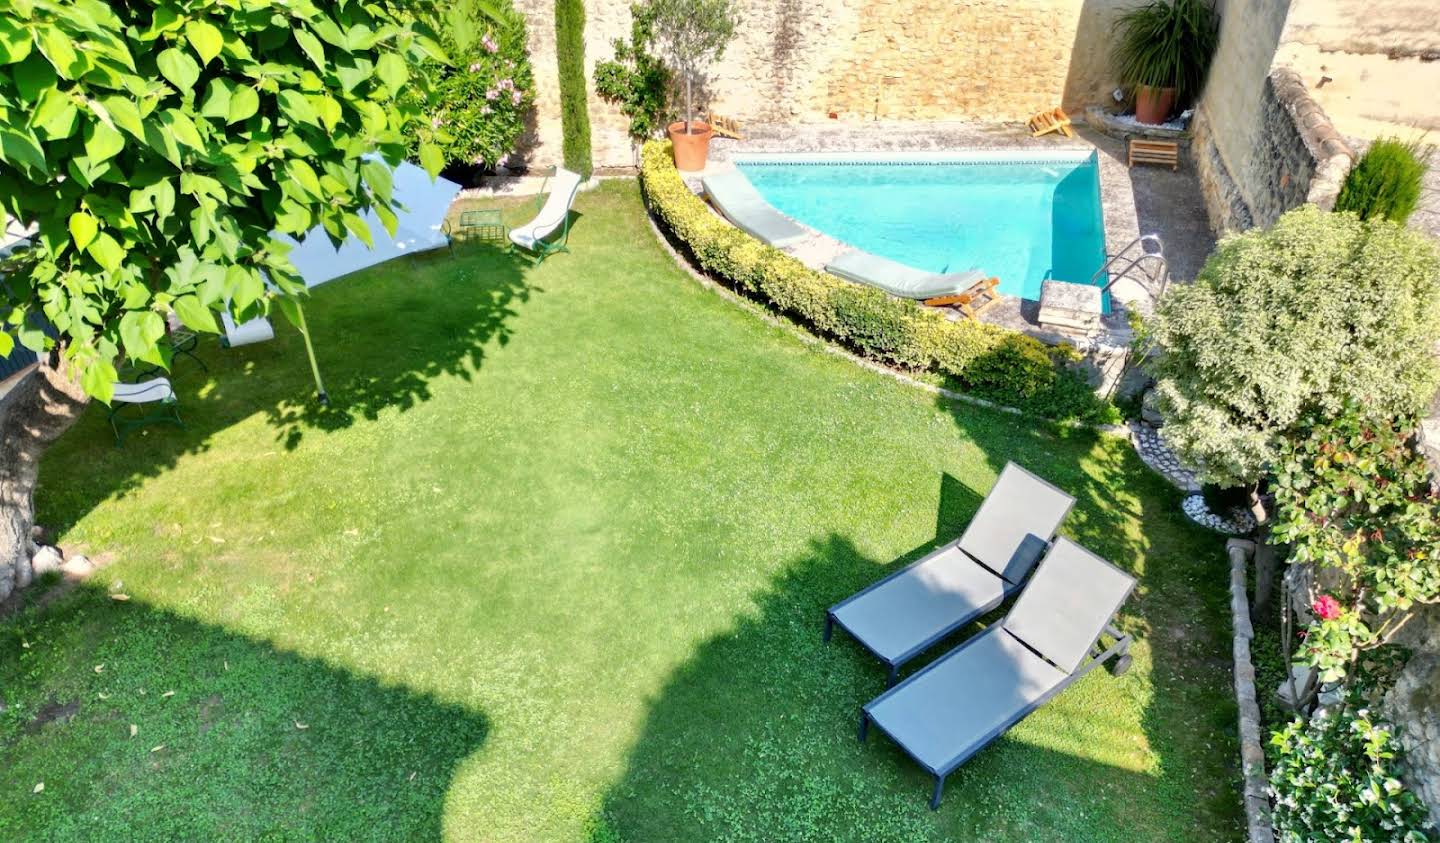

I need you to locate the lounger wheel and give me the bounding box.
[1110,654,1133,676]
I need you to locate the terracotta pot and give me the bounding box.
[667,120,714,172]
[1134,85,1177,125]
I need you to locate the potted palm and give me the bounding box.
[1112,0,1219,125]
[647,0,737,171]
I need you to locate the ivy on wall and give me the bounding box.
[554,0,593,179]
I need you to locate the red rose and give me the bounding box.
[1312,594,1343,621]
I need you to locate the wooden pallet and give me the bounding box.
[1027,107,1073,138]
[707,113,745,140]
[1128,139,1180,170]
[924,276,1001,320]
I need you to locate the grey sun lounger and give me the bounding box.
[824,250,985,301]
[824,463,1075,686]
[701,171,809,248]
[859,537,1137,810]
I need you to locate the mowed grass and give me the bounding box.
[1,181,1241,841]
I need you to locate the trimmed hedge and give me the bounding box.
[554,0,593,179]
[638,142,1114,423]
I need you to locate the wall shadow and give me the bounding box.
[0,584,487,839]
[33,208,538,533]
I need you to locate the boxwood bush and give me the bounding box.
[638,142,1114,424]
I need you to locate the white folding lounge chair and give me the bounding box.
[859,537,1137,810]
[108,377,182,445]
[508,167,583,264]
[220,312,275,348]
[825,463,1075,686]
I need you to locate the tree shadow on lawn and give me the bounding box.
[0,584,487,841]
[588,528,1181,841]
[949,400,1244,836]
[36,233,534,534]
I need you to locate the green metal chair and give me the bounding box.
[444,209,506,251]
[506,167,583,265]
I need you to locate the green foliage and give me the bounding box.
[1143,205,1440,487]
[406,0,534,169]
[0,0,446,402]
[1112,0,1219,104]
[646,0,737,128]
[639,141,1114,423]
[1270,691,1431,842]
[593,3,672,140]
[1335,138,1433,224]
[554,0,592,179]
[1271,409,1440,680]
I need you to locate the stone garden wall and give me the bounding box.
[511,0,1137,171]
[1188,0,1353,233]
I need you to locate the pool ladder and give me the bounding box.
[1093,234,1170,303]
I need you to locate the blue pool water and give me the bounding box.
[734,153,1108,301]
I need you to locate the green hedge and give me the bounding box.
[554,0,593,179]
[638,142,1114,423]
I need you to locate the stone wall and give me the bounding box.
[1383,604,1440,830]
[512,0,1138,171]
[1188,0,1354,233]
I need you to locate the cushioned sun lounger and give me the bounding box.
[824,250,988,302]
[859,537,1137,810]
[701,171,809,249]
[825,463,1075,686]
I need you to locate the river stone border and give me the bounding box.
[1228,538,1277,843]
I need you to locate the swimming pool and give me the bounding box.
[734,152,1108,302]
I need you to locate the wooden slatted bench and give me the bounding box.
[1128,139,1180,170]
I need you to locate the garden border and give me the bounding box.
[636,140,1121,429]
[1227,538,1277,843]
[636,177,1128,438]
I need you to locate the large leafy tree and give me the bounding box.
[0,0,447,600]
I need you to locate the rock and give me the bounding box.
[14,555,32,590]
[1316,682,1344,708]
[1276,664,1318,711]
[0,569,11,602]
[61,555,94,577]
[30,545,63,577]
[30,524,48,544]
[1141,389,1164,426]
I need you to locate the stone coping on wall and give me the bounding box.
[1228,539,1278,843]
[1268,67,1353,211]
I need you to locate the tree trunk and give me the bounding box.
[684,74,693,135]
[1249,488,1277,613]
[0,357,89,601]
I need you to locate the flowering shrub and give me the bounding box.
[406,1,535,170]
[1270,695,1431,842]
[1271,408,1440,681]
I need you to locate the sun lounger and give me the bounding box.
[825,463,1075,686]
[701,171,809,249]
[508,167,583,264]
[859,537,1137,809]
[824,251,1000,317]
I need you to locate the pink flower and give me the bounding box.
[498,78,513,91]
[485,89,499,100]
[468,62,483,73]
[511,90,522,105]
[480,105,492,115]
[1312,594,1343,621]
[481,33,498,53]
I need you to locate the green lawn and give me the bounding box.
[1,180,1241,841]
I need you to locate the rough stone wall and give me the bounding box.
[513,0,1137,170]
[1188,0,1354,233]
[1383,604,1440,830]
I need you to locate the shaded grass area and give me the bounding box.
[3,181,1240,840]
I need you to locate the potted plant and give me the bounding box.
[1112,0,1219,125]
[646,0,737,171]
